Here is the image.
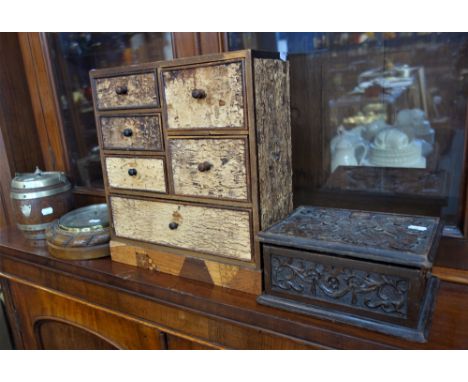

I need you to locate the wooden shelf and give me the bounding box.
[1,225,468,349]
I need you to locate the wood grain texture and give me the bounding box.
[101,115,163,151]
[8,281,164,349]
[0,33,45,229]
[18,33,68,172]
[0,132,13,229]
[166,334,215,349]
[5,226,468,349]
[162,61,245,129]
[111,197,252,260]
[170,138,248,200]
[110,240,262,294]
[96,72,158,110]
[254,58,293,229]
[36,319,118,349]
[105,157,166,193]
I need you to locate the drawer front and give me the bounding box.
[105,157,166,193]
[95,72,158,110]
[170,138,248,201]
[111,196,252,261]
[162,61,245,129]
[101,115,163,151]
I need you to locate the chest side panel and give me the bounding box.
[254,58,293,229]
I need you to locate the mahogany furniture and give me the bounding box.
[2,33,468,350]
[89,50,292,294]
[1,225,468,349]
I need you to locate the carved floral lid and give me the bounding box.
[258,206,443,269]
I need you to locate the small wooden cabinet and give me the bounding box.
[90,51,293,293]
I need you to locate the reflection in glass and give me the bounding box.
[228,32,468,231]
[46,32,173,189]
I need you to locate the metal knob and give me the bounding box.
[197,161,213,172]
[115,86,128,95]
[191,89,206,99]
[128,168,137,176]
[169,222,179,230]
[122,128,133,137]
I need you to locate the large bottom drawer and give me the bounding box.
[110,196,252,261]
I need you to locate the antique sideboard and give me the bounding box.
[1,226,468,349]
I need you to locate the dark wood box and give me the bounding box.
[257,206,443,342]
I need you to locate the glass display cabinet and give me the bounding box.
[228,32,468,237]
[45,33,173,190]
[18,32,468,239]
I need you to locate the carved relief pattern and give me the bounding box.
[271,254,409,317]
[267,207,438,255]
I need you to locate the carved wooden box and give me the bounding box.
[90,51,292,294]
[257,206,443,342]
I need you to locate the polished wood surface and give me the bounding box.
[0,33,45,229]
[172,33,225,58]
[1,225,468,349]
[18,33,68,172]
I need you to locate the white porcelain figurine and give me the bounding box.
[330,126,368,172]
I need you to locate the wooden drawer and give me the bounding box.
[169,138,248,201]
[105,157,166,193]
[95,72,158,110]
[161,61,245,129]
[100,115,163,151]
[110,196,252,261]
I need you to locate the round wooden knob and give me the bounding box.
[168,222,179,230]
[128,168,137,176]
[191,89,207,99]
[115,86,128,95]
[197,161,213,172]
[122,128,133,137]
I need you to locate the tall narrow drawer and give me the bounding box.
[161,61,245,129]
[100,115,163,151]
[111,196,252,261]
[170,138,249,201]
[105,157,166,193]
[95,72,158,110]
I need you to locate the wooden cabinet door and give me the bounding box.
[7,280,165,349]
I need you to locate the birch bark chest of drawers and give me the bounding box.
[90,50,292,294]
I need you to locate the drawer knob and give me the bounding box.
[122,128,133,137]
[115,86,128,95]
[197,161,213,172]
[168,222,179,230]
[191,89,207,99]
[128,168,137,176]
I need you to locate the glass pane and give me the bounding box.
[46,32,173,189]
[228,32,468,232]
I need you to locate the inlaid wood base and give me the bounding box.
[110,240,262,295]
